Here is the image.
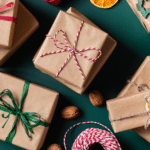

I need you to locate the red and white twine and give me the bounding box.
[64,121,122,150]
[0,2,17,23]
[40,20,102,80]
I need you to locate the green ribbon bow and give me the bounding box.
[0,81,50,144]
[136,0,150,18]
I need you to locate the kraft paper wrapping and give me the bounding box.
[117,56,150,142]
[0,2,39,67]
[0,72,59,150]
[0,0,19,47]
[127,0,150,33]
[107,91,150,133]
[33,7,117,94]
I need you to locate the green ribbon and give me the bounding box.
[136,0,150,18]
[0,81,50,144]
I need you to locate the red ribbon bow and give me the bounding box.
[0,2,17,23]
[41,20,102,80]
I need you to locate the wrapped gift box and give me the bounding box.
[117,56,150,142]
[33,7,117,94]
[0,0,19,47]
[0,71,59,150]
[0,2,39,67]
[118,56,150,97]
[127,0,150,33]
[107,90,150,133]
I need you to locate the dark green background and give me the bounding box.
[0,0,150,149]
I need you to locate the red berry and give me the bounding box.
[44,0,61,6]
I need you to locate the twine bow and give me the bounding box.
[136,0,150,18]
[0,81,50,144]
[40,20,102,80]
[127,80,150,92]
[0,2,17,23]
[109,93,150,130]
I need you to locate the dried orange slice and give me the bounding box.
[146,97,150,114]
[90,0,118,9]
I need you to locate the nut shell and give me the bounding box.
[89,90,104,106]
[47,143,63,150]
[61,106,79,119]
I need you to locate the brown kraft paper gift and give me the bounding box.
[0,0,19,47]
[33,7,117,94]
[127,0,150,33]
[107,90,150,133]
[117,56,150,142]
[0,2,39,67]
[0,71,59,150]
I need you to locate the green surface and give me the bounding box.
[0,0,150,149]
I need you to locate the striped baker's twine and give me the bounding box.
[40,20,102,80]
[110,94,150,129]
[64,121,122,150]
